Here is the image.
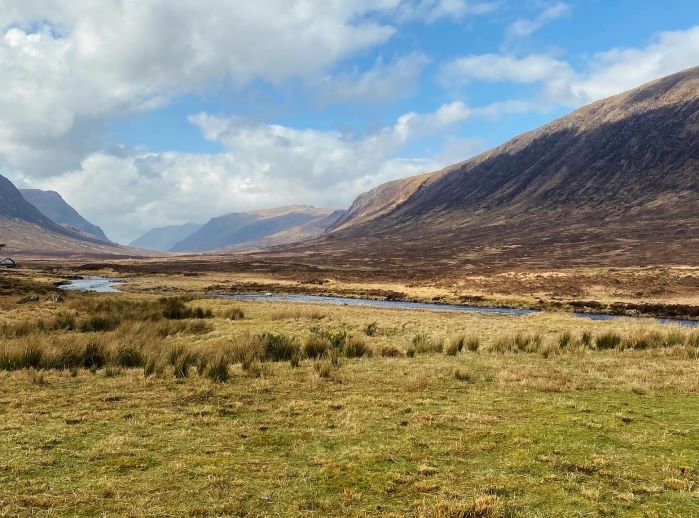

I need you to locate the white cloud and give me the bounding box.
[396,0,499,23]
[33,101,473,243]
[506,2,570,39]
[313,53,431,104]
[0,1,402,177]
[441,25,699,111]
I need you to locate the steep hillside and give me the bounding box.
[171,206,340,252]
[303,67,699,268]
[20,189,110,242]
[130,223,202,252]
[0,174,143,258]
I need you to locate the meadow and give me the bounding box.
[0,281,698,516]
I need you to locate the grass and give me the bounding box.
[0,286,698,515]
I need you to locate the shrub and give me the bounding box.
[596,331,622,350]
[364,322,378,336]
[343,336,371,358]
[114,345,143,368]
[304,335,330,359]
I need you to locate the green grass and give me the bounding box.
[0,355,698,516]
[1,291,698,515]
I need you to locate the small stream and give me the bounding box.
[57,277,698,327]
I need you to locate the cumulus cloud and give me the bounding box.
[506,2,570,39]
[441,25,699,109]
[0,1,401,177]
[34,101,474,243]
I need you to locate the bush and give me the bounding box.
[343,336,371,358]
[596,331,622,350]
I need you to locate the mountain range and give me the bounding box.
[19,189,110,242]
[293,66,699,269]
[2,66,698,265]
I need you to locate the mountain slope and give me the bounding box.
[171,206,340,252]
[0,174,143,258]
[130,223,202,252]
[306,67,699,268]
[20,189,110,242]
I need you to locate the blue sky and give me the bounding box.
[1,1,698,242]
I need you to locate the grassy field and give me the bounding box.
[1,279,698,516]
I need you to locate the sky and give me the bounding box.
[1,0,698,244]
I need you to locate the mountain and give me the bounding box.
[129,223,202,252]
[0,174,142,258]
[20,189,110,242]
[308,67,699,269]
[171,206,343,252]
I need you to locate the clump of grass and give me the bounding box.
[412,333,442,354]
[453,368,471,382]
[465,335,480,352]
[364,322,378,336]
[343,336,371,358]
[446,335,465,356]
[492,332,543,353]
[581,330,593,347]
[596,331,622,350]
[262,333,300,362]
[205,356,230,383]
[558,331,572,349]
[380,346,402,358]
[314,357,337,379]
[304,335,330,359]
[219,307,245,320]
[78,315,120,333]
[270,309,325,320]
[426,494,504,518]
[114,345,143,368]
[160,297,212,320]
[310,328,347,349]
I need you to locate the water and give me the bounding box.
[58,277,698,327]
[59,276,121,293]
[218,293,699,328]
